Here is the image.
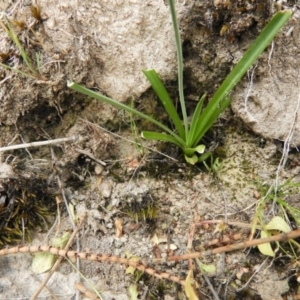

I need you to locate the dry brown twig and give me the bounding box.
[30,213,87,300]
[0,244,185,285]
[79,118,179,162]
[0,136,77,152]
[31,273,59,300]
[153,229,300,263]
[75,148,106,166]
[74,282,100,300]
[1,229,300,290]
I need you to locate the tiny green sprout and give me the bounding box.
[128,285,139,300]
[129,97,145,156]
[254,177,300,260]
[198,152,222,173]
[67,3,292,165]
[258,216,291,257]
[255,177,300,226]
[0,15,45,79]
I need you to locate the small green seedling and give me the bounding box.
[68,2,292,165]
[129,97,145,156]
[255,178,300,257]
[198,151,222,173]
[256,177,300,226]
[0,15,44,79]
[257,216,291,257]
[128,285,139,300]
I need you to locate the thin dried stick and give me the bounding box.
[0,136,77,152]
[153,229,300,263]
[203,272,220,300]
[2,230,300,288]
[75,149,106,166]
[244,64,258,122]
[56,176,75,230]
[79,118,178,162]
[187,221,196,273]
[236,256,269,292]
[206,233,244,248]
[0,245,185,285]
[30,213,87,300]
[66,257,103,300]
[187,223,196,251]
[195,219,263,230]
[31,273,59,300]
[74,282,100,300]
[272,93,300,212]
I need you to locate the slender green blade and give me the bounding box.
[168,0,188,138]
[192,96,230,147]
[277,199,300,227]
[198,151,212,163]
[142,69,185,139]
[67,81,185,145]
[141,131,184,148]
[0,62,36,78]
[190,11,291,148]
[3,16,36,74]
[187,94,206,146]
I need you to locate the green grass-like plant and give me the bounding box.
[254,178,300,257]
[68,2,291,164]
[256,177,300,227]
[0,15,43,79]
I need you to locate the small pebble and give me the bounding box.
[95,165,104,175]
[100,181,113,198]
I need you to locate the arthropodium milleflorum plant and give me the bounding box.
[68,2,292,164]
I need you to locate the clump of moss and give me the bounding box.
[0,177,55,246]
[123,192,158,223]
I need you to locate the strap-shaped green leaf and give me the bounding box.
[192,96,230,148]
[187,93,206,146]
[257,230,275,257]
[68,81,185,145]
[141,131,184,149]
[191,10,292,148]
[142,69,185,139]
[168,0,188,138]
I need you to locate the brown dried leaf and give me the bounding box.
[115,218,123,237]
[185,270,199,300]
